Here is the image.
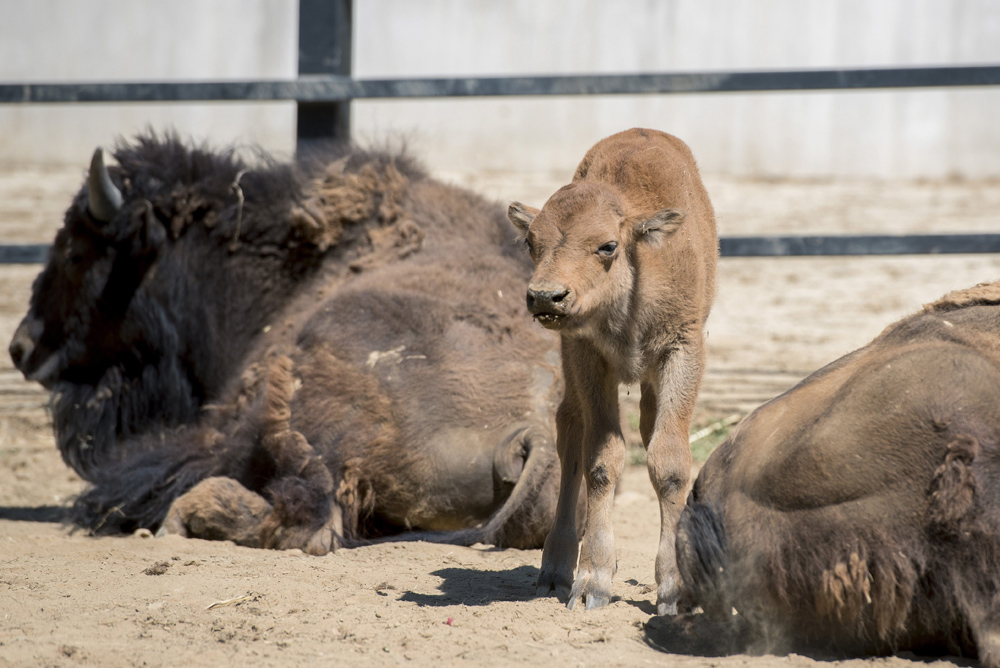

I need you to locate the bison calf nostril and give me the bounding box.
[526,289,570,312]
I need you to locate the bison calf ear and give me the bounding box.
[638,208,685,238]
[507,202,539,234]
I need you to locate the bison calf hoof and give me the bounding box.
[656,574,681,616]
[576,593,611,611]
[567,573,612,611]
[535,569,573,601]
[657,599,678,616]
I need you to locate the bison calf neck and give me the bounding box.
[508,128,717,613]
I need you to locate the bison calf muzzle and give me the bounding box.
[526,285,572,325]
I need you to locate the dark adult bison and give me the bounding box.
[677,281,1000,664]
[508,128,717,613]
[9,134,563,551]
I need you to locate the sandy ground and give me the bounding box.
[2,159,1000,667]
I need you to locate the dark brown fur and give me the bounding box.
[508,128,718,612]
[678,280,1000,664]
[11,133,564,551]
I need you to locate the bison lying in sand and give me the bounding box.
[9,134,563,551]
[508,128,717,613]
[677,281,1000,664]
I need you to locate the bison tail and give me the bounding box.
[70,428,230,535]
[376,425,560,549]
[676,501,733,621]
[465,425,560,549]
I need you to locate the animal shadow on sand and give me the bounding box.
[644,614,978,666]
[0,505,68,523]
[398,565,540,607]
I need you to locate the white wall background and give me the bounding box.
[1,0,999,178]
[0,0,299,164]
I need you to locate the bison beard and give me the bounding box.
[14,133,565,551]
[676,280,1000,665]
[15,135,321,480]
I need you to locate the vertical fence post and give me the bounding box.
[296,0,352,151]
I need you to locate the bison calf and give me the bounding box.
[508,128,717,613]
[678,281,1000,664]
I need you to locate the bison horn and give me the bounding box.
[88,147,123,223]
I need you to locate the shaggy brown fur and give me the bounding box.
[11,133,564,551]
[677,280,1000,664]
[508,128,718,612]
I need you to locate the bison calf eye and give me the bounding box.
[597,241,618,257]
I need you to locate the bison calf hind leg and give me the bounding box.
[643,345,702,616]
[564,364,628,611]
[567,431,626,611]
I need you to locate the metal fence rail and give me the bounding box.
[720,234,1000,257]
[6,235,1000,265]
[0,245,48,264]
[4,66,1000,104]
[0,0,997,263]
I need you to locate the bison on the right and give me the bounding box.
[677,280,1000,664]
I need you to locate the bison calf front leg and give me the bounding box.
[561,363,626,611]
[569,419,626,610]
[643,345,703,616]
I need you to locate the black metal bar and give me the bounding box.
[0,244,48,264]
[296,0,352,149]
[3,65,999,105]
[719,234,1000,257]
[4,235,1000,264]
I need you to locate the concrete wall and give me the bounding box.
[352,0,1000,179]
[2,0,999,177]
[0,0,299,164]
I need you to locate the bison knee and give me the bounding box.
[647,459,690,500]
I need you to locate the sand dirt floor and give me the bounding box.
[2,158,1000,667]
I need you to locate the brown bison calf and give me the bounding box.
[508,128,717,612]
[678,281,1000,664]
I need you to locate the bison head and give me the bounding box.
[508,181,684,335]
[9,148,166,388]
